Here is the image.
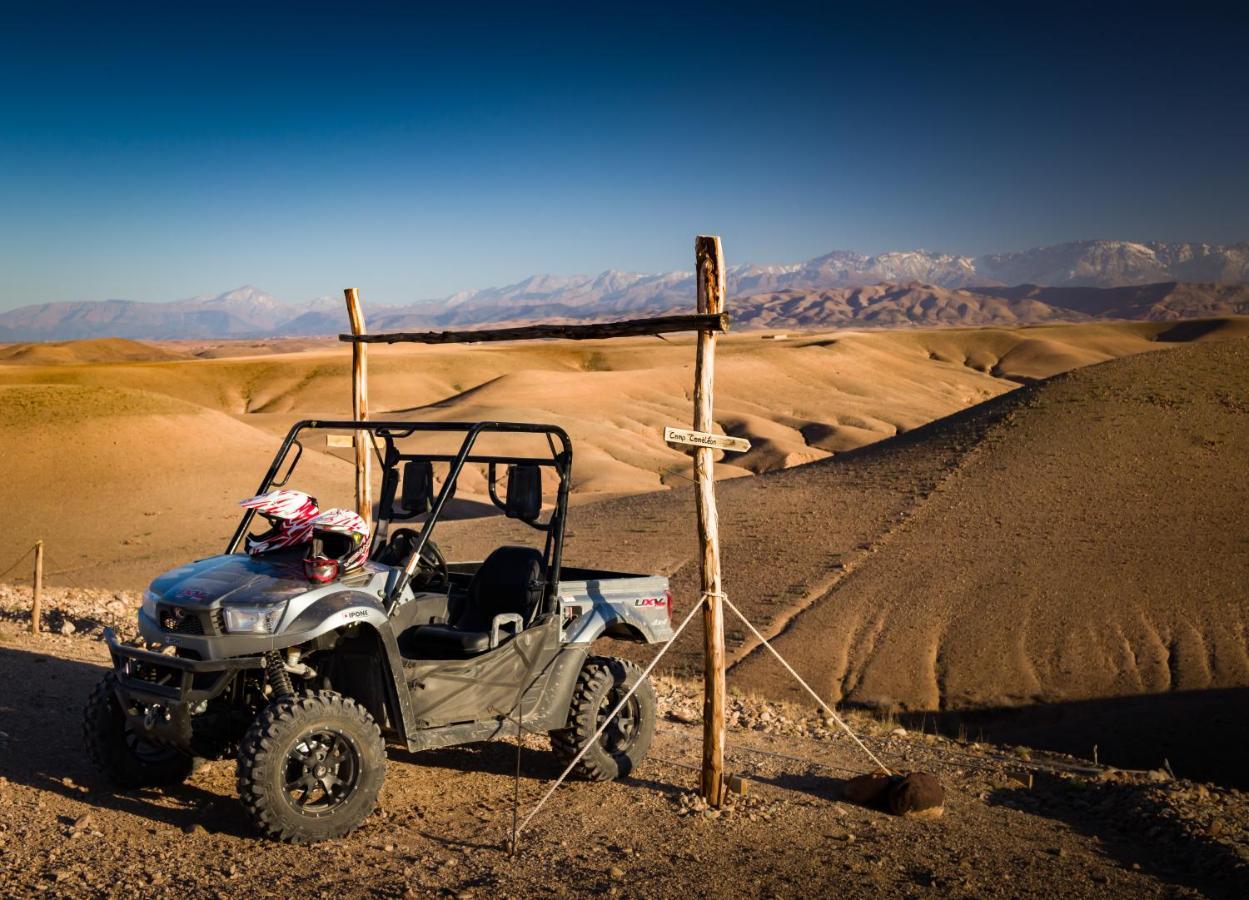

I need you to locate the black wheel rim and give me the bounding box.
[283,729,361,816]
[596,688,641,755]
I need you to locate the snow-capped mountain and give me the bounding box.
[2,240,1248,341]
[977,240,1249,287]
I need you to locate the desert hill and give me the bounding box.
[4,320,1243,587]
[441,337,1249,735]
[0,384,353,586]
[729,338,1249,711]
[2,323,1248,783]
[0,337,184,365]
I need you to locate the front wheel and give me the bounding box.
[83,672,196,788]
[550,656,657,781]
[236,690,386,843]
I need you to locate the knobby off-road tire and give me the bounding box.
[550,656,657,781]
[236,690,386,843]
[82,672,195,788]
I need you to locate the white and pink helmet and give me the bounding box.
[239,490,320,556]
[308,508,371,573]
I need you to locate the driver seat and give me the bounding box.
[404,546,545,656]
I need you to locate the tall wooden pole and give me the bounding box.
[344,289,372,521]
[694,235,727,807]
[30,540,44,635]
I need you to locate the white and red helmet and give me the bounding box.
[308,508,371,573]
[239,490,320,556]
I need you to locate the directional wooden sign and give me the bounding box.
[664,426,751,453]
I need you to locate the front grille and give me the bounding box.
[158,605,206,635]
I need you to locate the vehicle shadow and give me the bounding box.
[1,641,688,841]
[394,738,688,799]
[0,643,253,837]
[392,740,564,781]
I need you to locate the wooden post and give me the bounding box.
[694,235,727,807]
[343,289,372,521]
[30,540,44,635]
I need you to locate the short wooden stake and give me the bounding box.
[31,540,44,635]
[343,288,372,520]
[694,235,727,807]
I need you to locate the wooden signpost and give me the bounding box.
[692,235,728,805]
[664,426,751,454]
[340,234,737,808]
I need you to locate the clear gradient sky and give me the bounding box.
[1,2,1247,309]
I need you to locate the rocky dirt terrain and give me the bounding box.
[2,325,1247,895]
[0,622,1246,898]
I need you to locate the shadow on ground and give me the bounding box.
[987,774,1248,897]
[0,643,687,841]
[0,644,261,836]
[899,687,1249,789]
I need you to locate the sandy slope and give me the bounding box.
[1,321,1246,732]
[1,321,1247,791]
[730,339,1249,711]
[0,384,353,586]
[0,337,186,365]
[441,336,1248,738]
[4,320,1243,592]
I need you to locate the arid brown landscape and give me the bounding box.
[2,316,1248,896]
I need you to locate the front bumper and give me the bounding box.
[104,628,266,751]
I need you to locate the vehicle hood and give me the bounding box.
[149,553,312,608]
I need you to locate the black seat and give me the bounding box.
[403,546,545,657]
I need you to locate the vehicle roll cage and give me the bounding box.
[226,419,573,612]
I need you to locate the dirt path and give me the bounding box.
[0,631,1245,897]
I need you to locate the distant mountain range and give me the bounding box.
[3,239,1248,342]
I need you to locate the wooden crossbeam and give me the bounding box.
[338,312,729,346]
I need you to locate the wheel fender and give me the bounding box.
[564,603,672,645]
[277,589,389,643]
[274,591,415,745]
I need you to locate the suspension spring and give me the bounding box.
[265,651,294,698]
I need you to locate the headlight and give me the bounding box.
[222,606,280,634]
[141,590,159,621]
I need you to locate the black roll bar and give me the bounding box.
[226,419,574,615]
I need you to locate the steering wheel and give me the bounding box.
[386,528,449,589]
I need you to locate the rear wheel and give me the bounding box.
[82,672,195,788]
[237,690,385,843]
[550,656,656,781]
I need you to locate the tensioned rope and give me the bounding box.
[511,588,892,851]
[0,544,35,582]
[510,592,704,851]
[719,591,892,776]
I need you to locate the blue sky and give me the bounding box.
[1,2,1247,309]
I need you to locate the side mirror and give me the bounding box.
[505,465,542,521]
[394,461,434,518]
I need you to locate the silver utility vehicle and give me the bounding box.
[85,420,672,842]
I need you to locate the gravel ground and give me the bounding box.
[0,607,1245,898]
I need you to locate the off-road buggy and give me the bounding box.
[84,420,673,842]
